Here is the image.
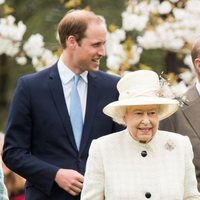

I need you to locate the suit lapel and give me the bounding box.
[182,86,200,139]
[80,72,99,153]
[48,64,77,151]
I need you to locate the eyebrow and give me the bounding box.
[132,108,158,112]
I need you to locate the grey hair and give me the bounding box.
[111,104,163,125]
[111,106,127,126]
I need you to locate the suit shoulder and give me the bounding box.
[95,71,120,81]
[19,64,56,83]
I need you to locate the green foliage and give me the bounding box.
[0,0,126,130]
[139,49,166,74]
[0,0,164,130]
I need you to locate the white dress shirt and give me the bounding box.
[57,58,88,121]
[195,81,200,96]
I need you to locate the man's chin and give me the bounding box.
[90,65,99,72]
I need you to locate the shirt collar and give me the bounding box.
[195,80,200,95]
[58,57,88,84]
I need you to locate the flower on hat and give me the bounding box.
[159,75,176,99]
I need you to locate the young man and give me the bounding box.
[2,10,123,199]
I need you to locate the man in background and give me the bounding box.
[2,9,123,199]
[159,37,200,191]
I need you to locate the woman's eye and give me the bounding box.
[148,111,157,115]
[134,112,143,115]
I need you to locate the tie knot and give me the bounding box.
[74,75,80,86]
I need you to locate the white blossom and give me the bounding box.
[31,49,58,71]
[106,31,125,56]
[15,56,27,65]
[137,31,162,49]
[173,8,188,20]
[0,37,20,56]
[106,55,124,71]
[23,34,44,58]
[106,43,126,70]
[1,0,200,98]
[122,11,148,32]
[0,0,5,4]
[158,1,172,15]
[186,0,200,15]
[170,0,179,3]
[179,71,194,85]
[170,81,188,97]
[0,15,26,56]
[40,49,57,67]
[128,46,143,65]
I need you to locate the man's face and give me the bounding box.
[124,105,159,143]
[73,22,107,72]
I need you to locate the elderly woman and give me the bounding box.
[81,70,200,200]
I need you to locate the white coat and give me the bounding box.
[81,129,200,200]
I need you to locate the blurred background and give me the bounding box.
[1,0,200,131]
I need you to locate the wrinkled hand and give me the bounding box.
[55,169,84,196]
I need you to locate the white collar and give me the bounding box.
[58,57,88,84]
[195,81,200,95]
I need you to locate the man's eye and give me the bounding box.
[92,43,101,47]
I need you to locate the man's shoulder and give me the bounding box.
[179,85,199,105]
[19,64,57,82]
[91,71,120,81]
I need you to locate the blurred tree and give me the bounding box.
[0,0,125,130]
[1,0,198,130]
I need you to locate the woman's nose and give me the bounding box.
[141,114,150,125]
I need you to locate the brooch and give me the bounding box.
[164,139,176,151]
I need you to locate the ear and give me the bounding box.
[123,115,127,124]
[66,35,77,49]
[194,58,200,73]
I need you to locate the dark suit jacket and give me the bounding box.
[159,86,200,191]
[2,63,124,199]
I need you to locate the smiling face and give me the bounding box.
[124,104,159,143]
[70,21,107,73]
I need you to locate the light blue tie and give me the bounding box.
[70,75,83,149]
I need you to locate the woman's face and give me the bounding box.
[123,104,159,143]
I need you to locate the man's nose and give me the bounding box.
[98,45,105,57]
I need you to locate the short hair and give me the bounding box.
[57,9,106,49]
[191,37,200,65]
[112,106,127,125]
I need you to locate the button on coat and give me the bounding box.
[141,150,147,157]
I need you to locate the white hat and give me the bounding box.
[103,70,179,124]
